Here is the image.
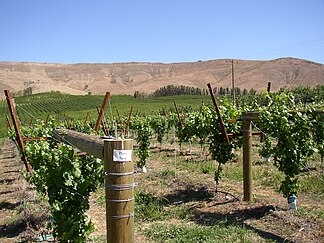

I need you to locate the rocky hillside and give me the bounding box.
[0,58,323,99]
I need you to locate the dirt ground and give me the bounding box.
[0,139,50,242]
[1,140,323,242]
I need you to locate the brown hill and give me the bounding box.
[0,57,323,99]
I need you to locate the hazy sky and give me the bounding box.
[1,0,323,64]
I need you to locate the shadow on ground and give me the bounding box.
[0,201,21,210]
[163,185,288,243]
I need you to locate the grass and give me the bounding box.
[143,222,271,243]
[0,137,5,147]
[96,188,193,222]
[159,168,177,177]
[299,171,324,200]
[253,165,283,190]
[135,191,168,221]
[94,186,276,242]
[0,100,9,137]
[295,205,324,220]
[175,156,217,175]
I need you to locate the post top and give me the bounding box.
[102,138,133,142]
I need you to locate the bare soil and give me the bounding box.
[0,139,49,242]
[1,58,323,99]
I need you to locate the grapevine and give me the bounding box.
[259,93,315,198]
[310,110,324,167]
[150,115,169,147]
[13,119,104,242]
[208,99,242,191]
[131,116,153,169]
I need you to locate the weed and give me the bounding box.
[254,166,283,190]
[222,163,243,182]
[135,191,168,221]
[299,172,324,200]
[200,163,214,174]
[160,169,176,177]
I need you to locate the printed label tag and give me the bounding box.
[113,150,132,162]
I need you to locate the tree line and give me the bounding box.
[134,84,260,99]
[134,84,324,105]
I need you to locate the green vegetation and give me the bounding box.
[259,93,318,198]
[150,84,208,97]
[1,85,323,242]
[14,120,104,242]
[299,172,324,199]
[1,85,322,139]
[0,92,212,138]
[135,191,169,221]
[0,137,5,147]
[0,99,8,138]
[144,222,261,243]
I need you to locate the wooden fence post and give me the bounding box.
[242,116,252,201]
[45,114,51,124]
[4,90,31,173]
[125,107,133,137]
[84,112,90,126]
[97,107,108,135]
[104,139,134,243]
[207,83,230,145]
[95,92,111,134]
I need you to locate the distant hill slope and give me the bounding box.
[0,57,323,99]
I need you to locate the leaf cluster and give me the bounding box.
[22,120,104,242]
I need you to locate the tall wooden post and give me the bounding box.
[104,139,134,243]
[207,83,230,145]
[97,107,108,136]
[84,112,90,126]
[4,90,31,173]
[231,59,235,105]
[45,114,51,124]
[125,107,133,136]
[95,92,111,134]
[29,117,34,127]
[242,116,252,201]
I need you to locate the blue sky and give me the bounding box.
[0,0,324,64]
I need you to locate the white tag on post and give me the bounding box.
[113,150,132,162]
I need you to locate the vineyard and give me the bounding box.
[0,86,323,242]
